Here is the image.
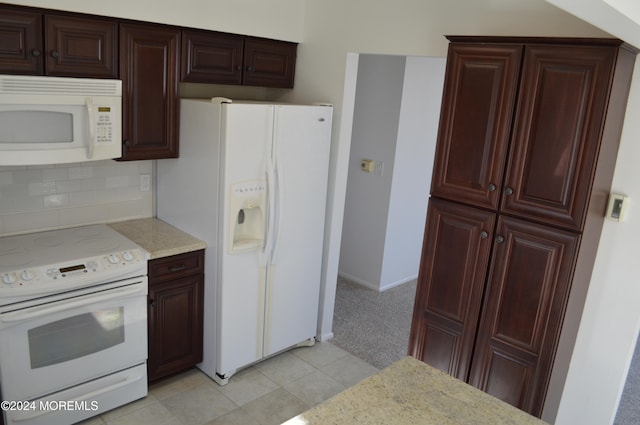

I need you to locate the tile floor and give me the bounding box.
[78,342,379,425]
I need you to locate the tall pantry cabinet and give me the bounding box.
[409,36,638,417]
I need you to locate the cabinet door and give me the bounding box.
[181,30,243,84]
[44,15,118,78]
[409,198,495,381]
[430,43,522,210]
[242,37,296,88]
[0,8,43,75]
[501,44,617,231]
[468,216,579,417]
[120,23,180,160]
[148,274,204,382]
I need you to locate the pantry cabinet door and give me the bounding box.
[409,198,495,381]
[430,43,521,210]
[467,216,579,417]
[501,44,617,231]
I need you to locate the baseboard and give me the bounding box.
[338,271,379,291]
[338,271,418,293]
[379,275,418,292]
[318,332,334,342]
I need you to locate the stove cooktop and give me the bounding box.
[0,224,149,302]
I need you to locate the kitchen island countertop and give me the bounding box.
[109,217,206,259]
[283,356,549,425]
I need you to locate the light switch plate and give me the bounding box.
[360,159,375,173]
[606,193,628,222]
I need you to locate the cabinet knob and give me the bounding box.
[488,183,496,192]
[236,65,242,71]
[149,298,155,307]
[247,66,254,72]
[50,50,60,59]
[31,49,41,57]
[505,187,514,196]
[480,231,488,239]
[496,235,505,243]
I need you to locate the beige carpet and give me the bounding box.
[331,276,417,369]
[615,331,640,425]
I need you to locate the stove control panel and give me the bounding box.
[0,248,147,291]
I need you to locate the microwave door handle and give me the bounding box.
[86,97,96,159]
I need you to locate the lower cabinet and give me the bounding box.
[410,198,579,416]
[147,250,204,382]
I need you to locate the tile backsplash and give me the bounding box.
[0,160,154,236]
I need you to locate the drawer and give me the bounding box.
[148,250,204,284]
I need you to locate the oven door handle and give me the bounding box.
[10,373,143,422]
[0,284,145,323]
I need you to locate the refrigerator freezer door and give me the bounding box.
[263,105,333,356]
[217,103,274,377]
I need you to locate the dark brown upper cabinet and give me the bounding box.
[181,29,244,85]
[430,43,522,211]
[431,38,632,232]
[0,5,118,78]
[501,44,619,230]
[243,37,296,88]
[181,31,297,88]
[44,15,118,78]
[0,8,43,74]
[119,23,180,160]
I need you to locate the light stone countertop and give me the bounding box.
[109,218,206,259]
[284,356,549,425]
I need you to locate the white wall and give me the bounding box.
[339,54,405,290]
[549,0,640,48]
[381,56,445,289]
[605,0,640,23]
[339,55,445,291]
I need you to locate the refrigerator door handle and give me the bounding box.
[263,167,276,266]
[271,161,283,264]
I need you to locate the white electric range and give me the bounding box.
[0,224,149,425]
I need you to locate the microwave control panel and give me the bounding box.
[96,106,115,144]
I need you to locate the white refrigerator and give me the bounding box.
[157,98,333,384]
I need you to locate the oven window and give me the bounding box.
[28,308,125,369]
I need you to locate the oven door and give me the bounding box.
[0,277,147,401]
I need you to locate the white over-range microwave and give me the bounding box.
[0,74,122,166]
